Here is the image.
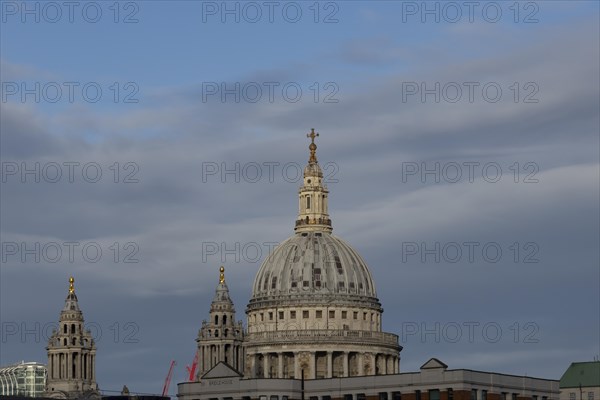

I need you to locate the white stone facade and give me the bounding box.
[45,277,99,399]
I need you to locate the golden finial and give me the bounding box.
[219,266,225,284]
[307,128,319,163]
[69,276,75,294]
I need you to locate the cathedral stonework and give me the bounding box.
[178,131,559,400]
[195,130,401,382]
[45,277,99,399]
[196,267,245,377]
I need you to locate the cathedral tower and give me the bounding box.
[196,267,245,379]
[45,277,98,398]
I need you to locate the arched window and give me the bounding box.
[215,315,219,325]
[63,338,67,346]
[72,337,76,345]
[306,196,311,209]
[222,315,227,325]
[224,329,229,337]
[71,324,75,334]
[215,330,219,337]
[63,324,67,334]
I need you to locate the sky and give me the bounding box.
[0,0,599,397]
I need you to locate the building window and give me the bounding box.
[502,393,507,400]
[342,311,347,319]
[303,310,309,319]
[291,311,296,319]
[570,395,576,400]
[260,313,264,321]
[415,391,421,400]
[472,390,478,400]
[354,311,358,319]
[363,312,367,320]
[589,392,595,400]
[279,311,284,320]
[310,397,318,400]
[379,393,389,400]
[357,395,366,400]
[512,394,518,400]
[316,310,323,318]
[448,389,453,400]
[392,392,401,400]
[329,310,335,318]
[323,397,332,400]
[269,312,273,320]
[533,396,538,400]
[272,397,280,400]
[429,390,440,400]
[482,390,487,400]
[344,395,353,400]
[307,196,311,209]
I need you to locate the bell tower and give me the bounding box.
[196,267,245,378]
[45,277,98,398]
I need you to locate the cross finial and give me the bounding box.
[69,276,75,294]
[219,266,225,284]
[307,128,319,144]
[307,128,319,163]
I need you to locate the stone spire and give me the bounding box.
[196,267,245,379]
[45,277,99,398]
[295,129,332,233]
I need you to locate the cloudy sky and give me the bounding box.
[1,0,598,396]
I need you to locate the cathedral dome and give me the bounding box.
[247,129,381,313]
[242,129,401,380]
[250,231,378,305]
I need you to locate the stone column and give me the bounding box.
[263,353,270,378]
[294,352,301,379]
[309,352,316,379]
[249,354,256,377]
[278,353,284,378]
[326,352,333,378]
[343,352,349,377]
[358,353,364,376]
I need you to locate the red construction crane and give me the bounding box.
[186,351,199,381]
[162,360,176,397]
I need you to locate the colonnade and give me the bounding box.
[246,351,399,379]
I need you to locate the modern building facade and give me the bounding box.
[0,361,46,397]
[44,277,100,399]
[178,131,559,399]
[559,362,600,400]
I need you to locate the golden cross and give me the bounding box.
[307,128,319,143]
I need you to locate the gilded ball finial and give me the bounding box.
[219,266,225,283]
[69,276,75,294]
